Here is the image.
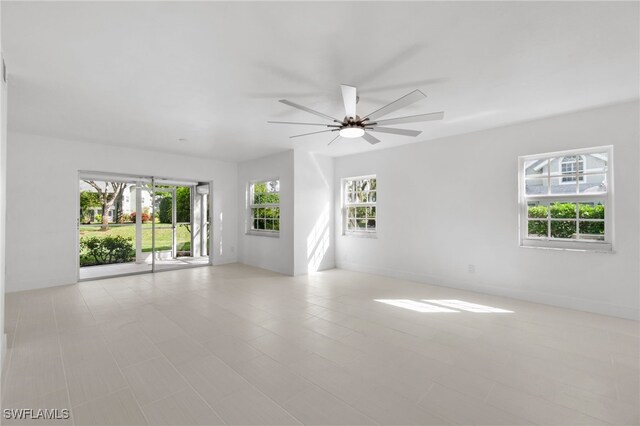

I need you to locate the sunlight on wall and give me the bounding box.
[307,204,330,273]
[219,211,223,256]
[374,299,514,313]
[374,299,458,313]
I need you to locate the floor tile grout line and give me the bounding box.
[52,294,76,426]
[142,296,310,425]
[236,332,396,425]
[75,285,152,426]
[0,298,21,397]
[304,292,632,412]
[245,304,606,425]
[481,380,616,425]
[121,319,230,425]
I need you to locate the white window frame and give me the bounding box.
[518,146,613,252]
[247,178,280,237]
[342,175,377,237]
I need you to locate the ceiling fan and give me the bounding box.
[268,84,444,145]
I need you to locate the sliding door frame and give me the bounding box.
[77,170,214,282]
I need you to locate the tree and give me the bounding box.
[83,181,127,231]
[79,191,101,223]
[176,187,191,223]
[158,196,172,224]
[157,187,191,225]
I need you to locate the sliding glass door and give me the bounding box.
[78,172,212,280]
[78,173,154,280]
[152,179,210,271]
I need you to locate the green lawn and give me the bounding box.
[79,223,191,252]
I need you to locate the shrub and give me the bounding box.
[80,235,134,266]
[130,212,150,223]
[94,214,102,223]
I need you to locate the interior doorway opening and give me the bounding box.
[78,172,212,280]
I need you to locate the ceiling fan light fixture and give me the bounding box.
[339,127,365,138]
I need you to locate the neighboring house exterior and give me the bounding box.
[84,184,154,223]
[525,153,607,198]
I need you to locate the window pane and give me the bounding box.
[586,152,608,173]
[550,202,577,219]
[524,159,547,177]
[527,203,548,219]
[525,177,548,195]
[367,219,376,230]
[550,220,576,239]
[579,174,607,194]
[370,179,377,190]
[528,220,548,237]
[550,176,578,194]
[578,203,604,219]
[579,221,604,240]
[348,193,356,203]
[357,219,367,230]
[368,191,377,203]
[252,180,280,205]
[369,207,376,218]
[347,219,356,230]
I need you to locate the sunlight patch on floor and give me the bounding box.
[424,299,513,313]
[374,299,458,312]
[374,299,513,313]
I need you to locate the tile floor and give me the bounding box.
[2,264,638,425]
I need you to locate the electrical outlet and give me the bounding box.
[467,264,475,273]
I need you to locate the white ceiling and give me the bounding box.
[3,2,638,162]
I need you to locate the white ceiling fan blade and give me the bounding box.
[289,129,338,139]
[341,84,357,119]
[372,111,444,126]
[279,99,339,122]
[363,89,426,122]
[328,135,341,146]
[268,121,339,127]
[361,132,381,145]
[367,127,422,137]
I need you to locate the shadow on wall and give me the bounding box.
[307,204,330,273]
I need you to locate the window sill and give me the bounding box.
[343,232,377,239]
[520,238,612,253]
[245,231,280,238]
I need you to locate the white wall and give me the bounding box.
[5,132,238,292]
[334,101,640,320]
[0,37,7,366]
[237,150,295,275]
[293,151,335,275]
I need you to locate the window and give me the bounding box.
[343,175,376,235]
[560,155,585,183]
[248,179,280,234]
[520,147,612,251]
